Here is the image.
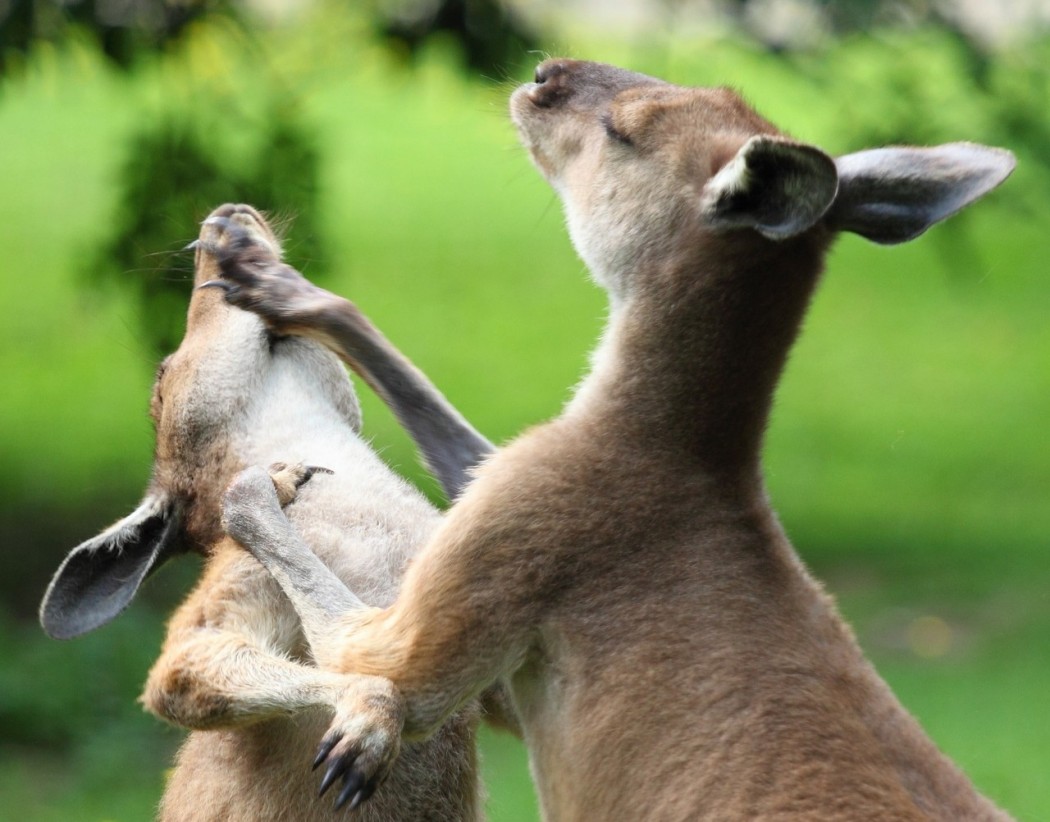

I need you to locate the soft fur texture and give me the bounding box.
[41,205,486,821]
[217,63,1014,820]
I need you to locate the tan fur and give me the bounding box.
[50,206,486,820]
[217,63,1014,820]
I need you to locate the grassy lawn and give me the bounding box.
[0,17,1046,820]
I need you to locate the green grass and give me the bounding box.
[0,16,1047,821]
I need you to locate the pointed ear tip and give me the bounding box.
[40,616,79,641]
[972,150,1016,200]
[39,603,93,640]
[960,143,1017,182]
[35,500,181,642]
[40,591,130,639]
[995,148,1017,179]
[993,145,1017,164]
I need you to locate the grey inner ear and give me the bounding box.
[40,505,182,640]
[702,136,839,240]
[826,143,1016,245]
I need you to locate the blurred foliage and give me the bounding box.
[780,34,1050,220]
[0,0,238,73]
[3,0,538,358]
[91,104,327,358]
[0,607,171,748]
[677,1,1050,201]
[0,0,540,77]
[378,0,538,74]
[1,4,328,357]
[719,0,1031,56]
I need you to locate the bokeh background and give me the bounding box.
[1,1,1047,818]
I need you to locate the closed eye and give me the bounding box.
[601,113,633,147]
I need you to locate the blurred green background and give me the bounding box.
[1,1,1047,819]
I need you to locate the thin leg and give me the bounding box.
[199,218,494,501]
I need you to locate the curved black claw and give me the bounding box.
[196,279,234,293]
[195,217,267,296]
[347,784,376,812]
[313,735,339,771]
[334,771,366,810]
[313,734,382,812]
[194,212,328,340]
[318,757,344,797]
[299,465,335,488]
[315,732,353,797]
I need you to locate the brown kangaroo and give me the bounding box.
[39,204,498,820]
[213,62,1016,820]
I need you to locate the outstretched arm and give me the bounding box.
[142,548,345,729]
[141,543,405,803]
[198,217,494,501]
[223,463,526,810]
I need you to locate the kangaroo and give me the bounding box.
[212,62,1016,820]
[38,204,498,819]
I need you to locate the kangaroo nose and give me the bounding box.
[534,60,572,85]
[530,59,575,107]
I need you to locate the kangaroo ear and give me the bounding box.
[40,495,183,639]
[826,143,1016,245]
[701,135,839,240]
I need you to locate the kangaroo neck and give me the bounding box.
[569,229,831,475]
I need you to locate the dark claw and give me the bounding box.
[195,239,223,258]
[318,758,345,797]
[313,735,339,770]
[346,790,365,812]
[299,465,335,488]
[196,280,233,292]
[334,771,365,811]
[348,782,376,811]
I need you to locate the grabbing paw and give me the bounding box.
[222,462,330,548]
[195,204,331,335]
[268,462,334,507]
[315,676,406,811]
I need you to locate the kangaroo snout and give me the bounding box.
[526,59,576,108]
[518,58,659,114]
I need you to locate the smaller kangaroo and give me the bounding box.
[213,62,1015,820]
[39,205,496,819]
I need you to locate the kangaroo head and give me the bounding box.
[511,59,1014,302]
[512,60,1015,471]
[41,205,360,639]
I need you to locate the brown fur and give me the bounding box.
[42,205,487,820]
[217,63,1015,820]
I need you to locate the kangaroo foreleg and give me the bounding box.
[221,464,409,809]
[199,217,494,501]
[221,464,371,662]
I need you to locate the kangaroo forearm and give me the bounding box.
[314,298,495,500]
[222,468,368,666]
[333,602,520,740]
[244,520,364,624]
[142,632,343,730]
[208,233,494,499]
